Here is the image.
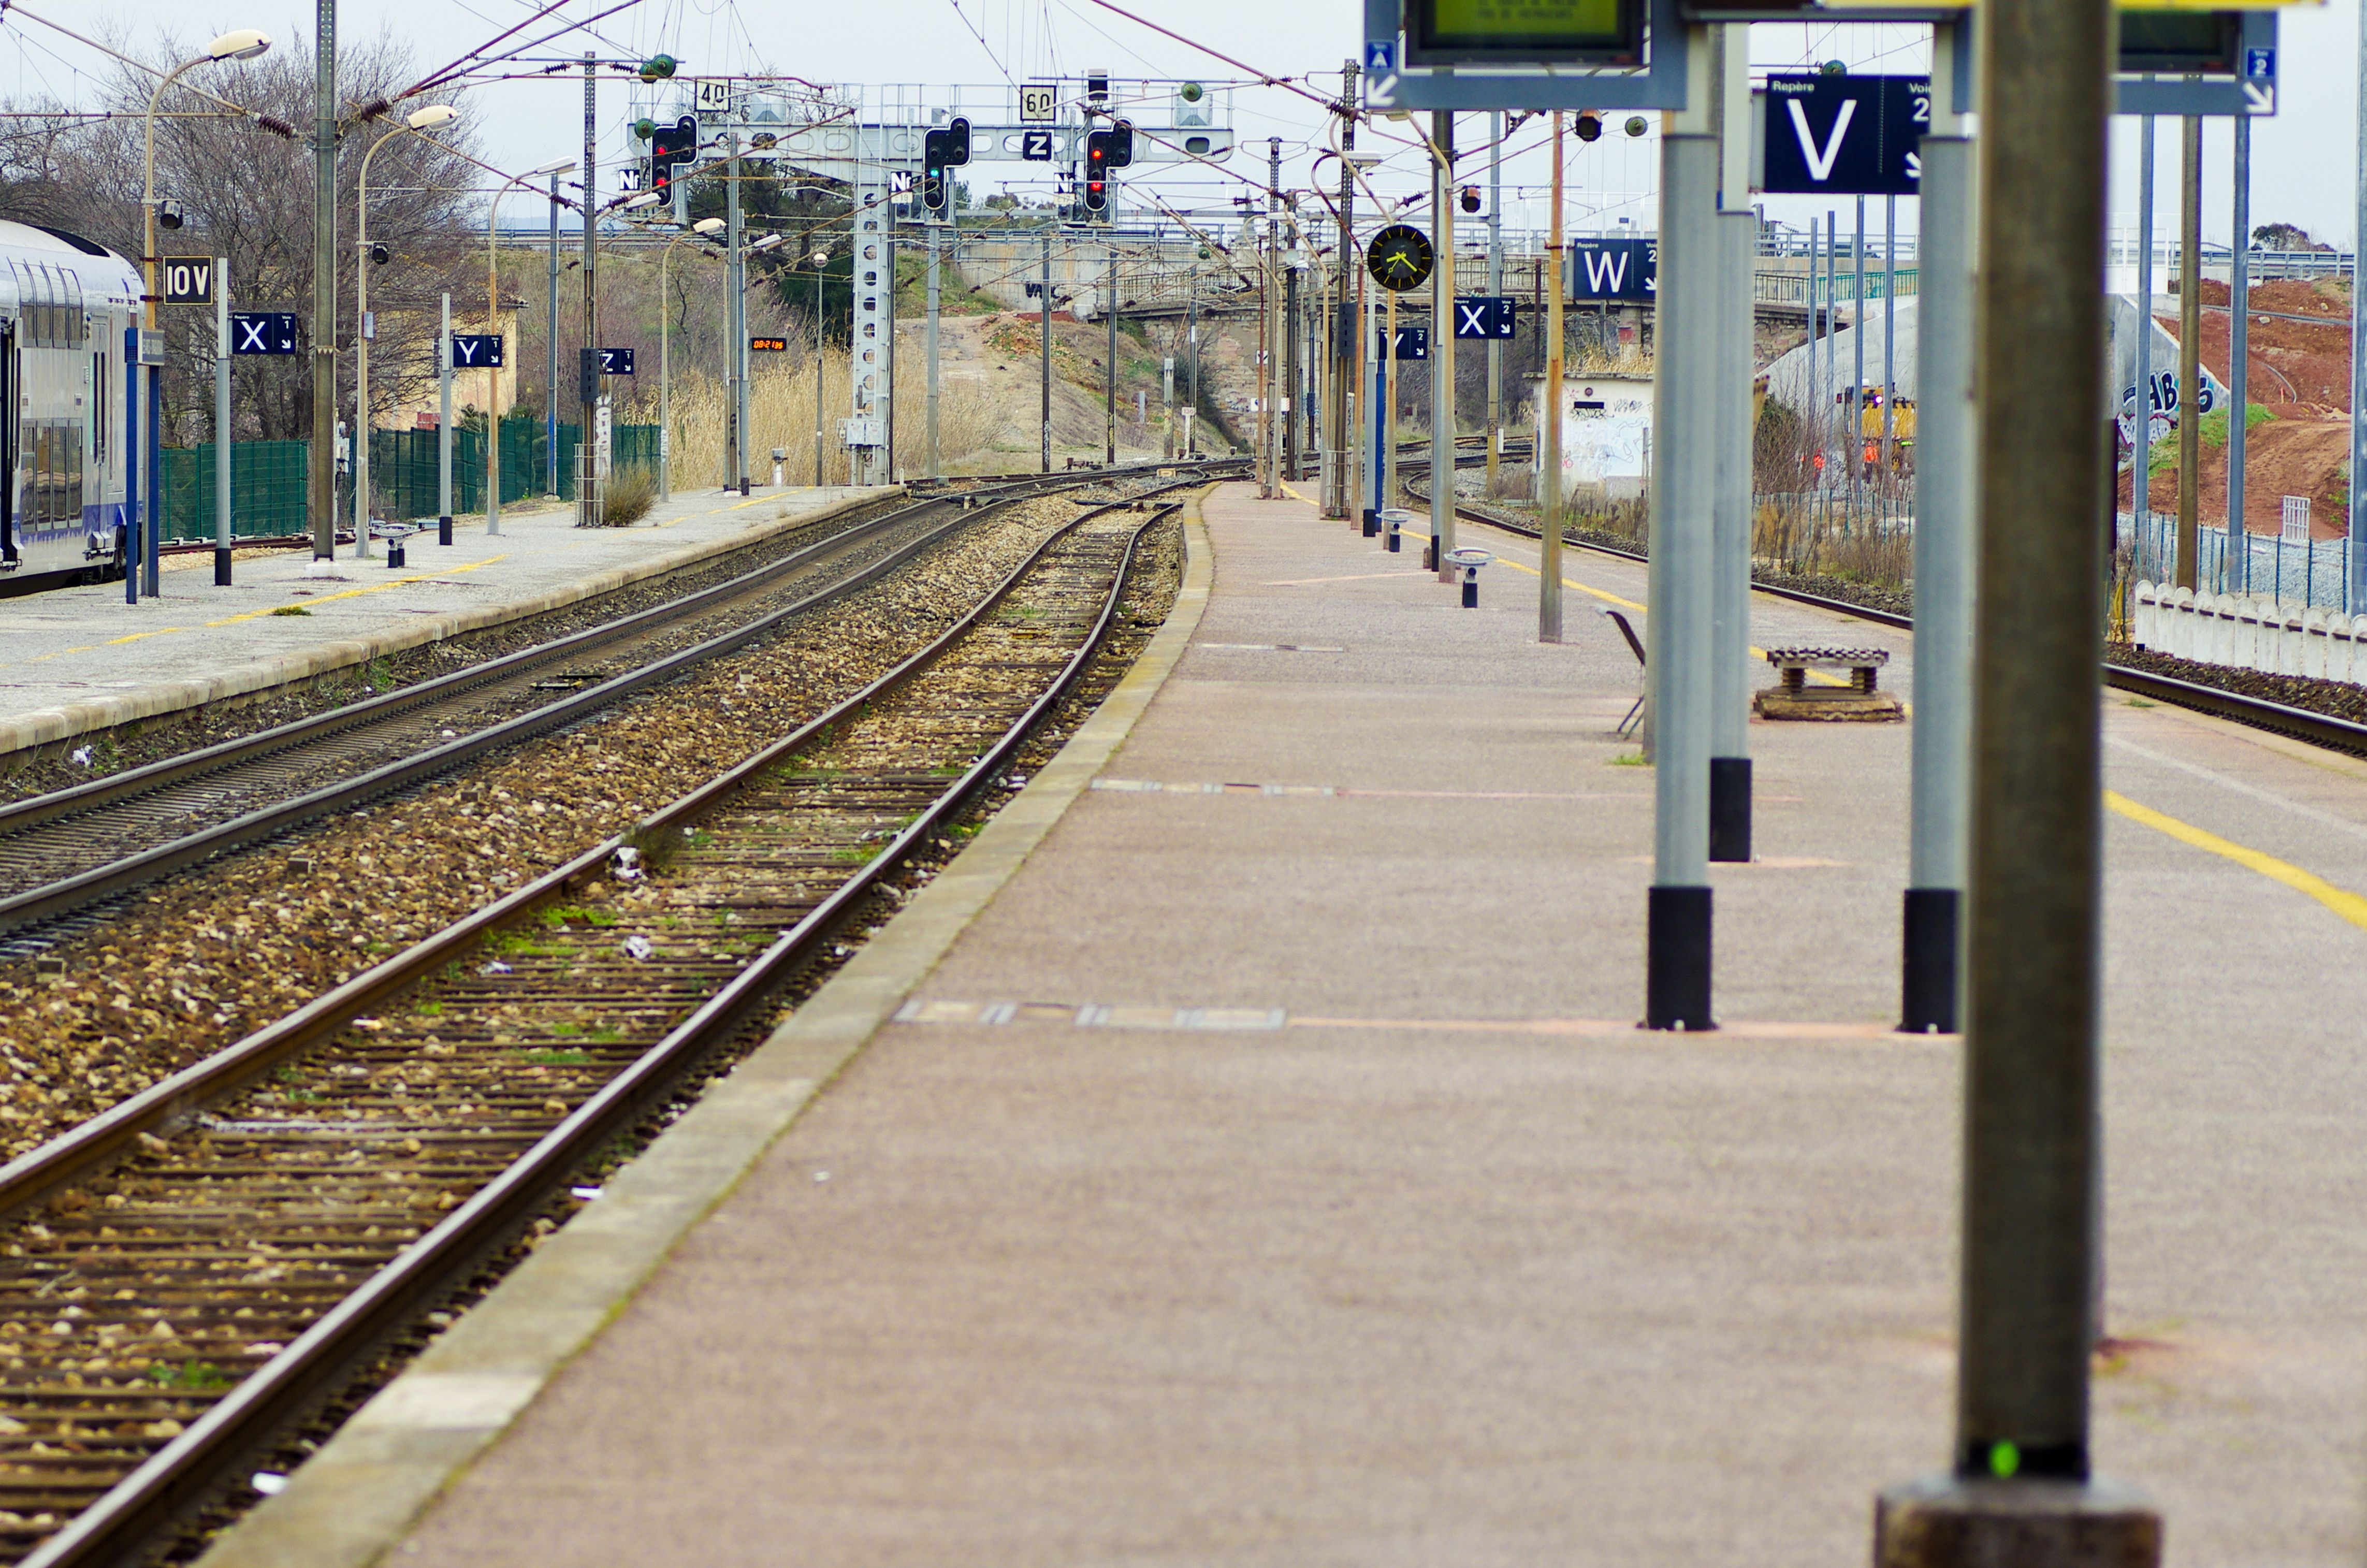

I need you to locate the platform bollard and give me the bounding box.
[1362,506,1379,538]
[1447,547,1492,608]
[1381,507,1410,555]
[438,515,453,547]
[387,536,406,569]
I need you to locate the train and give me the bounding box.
[0,220,142,591]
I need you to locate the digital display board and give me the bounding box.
[1402,0,1644,67]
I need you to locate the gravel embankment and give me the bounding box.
[0,493,1093,1160]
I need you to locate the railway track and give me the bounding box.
[1405,472,2367,759]
[0,485,1195,1567]
[0,464,1229,949]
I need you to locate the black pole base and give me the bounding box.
[1386,528,1401,554]
[740,478,752,497]
[438,515,454,547]
[1361,507,1378,538]
[1425,533,1439,571]
[1645,884,1715,1032]
[1900,886,1961,1034]
[213,546,231,587]
[1461,578,1478,608]
[387,541,406,569]
[1709,756,1753,863]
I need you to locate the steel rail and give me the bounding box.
[13,486,1195,1568]
[0,467,1229,942]
[1413,476,2367,759]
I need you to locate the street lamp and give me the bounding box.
[658,216,725,500]
[353,103,462,561]
[808,248,833,486]
[486,157,576,537]
[138,27,270,599]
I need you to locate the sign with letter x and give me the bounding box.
[229,311,298,355]
[1453,296,1516,340]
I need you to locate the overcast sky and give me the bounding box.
[12,0,2361,252]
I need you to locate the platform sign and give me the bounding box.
[1760,75,1927,196]
[750,336,789,353]
[1021,129,1055,161]
[450,333,504,368]
[1567,237,1656,301]
[1453,296,1517,340]
[598,347,636,375]
[159,258,215,306]
[229,311,298,355]
[1391,325,1429,360]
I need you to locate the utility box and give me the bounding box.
[1534,371,1653,502]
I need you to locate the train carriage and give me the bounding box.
[0,220,141,588]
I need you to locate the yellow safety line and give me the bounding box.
[205,555,512,627]
[2107,790,2367,932]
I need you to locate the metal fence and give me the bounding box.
[159,422,665,541]
[2121,509,2355,614]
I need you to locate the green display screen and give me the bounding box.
[1404,0,1643,65]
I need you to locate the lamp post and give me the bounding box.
[809,248,832,485]
[486,158,576,538]
[354,103,461,561]
[659,216,725,500]
[141,27,269,598]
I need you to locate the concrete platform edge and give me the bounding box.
[186,488,1216,1568]
[0,490,892,765]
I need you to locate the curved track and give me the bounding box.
[0,482,1201,1568]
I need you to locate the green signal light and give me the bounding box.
[633,118,657,141]
[1988,1441,2021,1479]
[1819,58,1847,77]
[641,53,677,83]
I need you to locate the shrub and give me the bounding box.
[601,466,657,526]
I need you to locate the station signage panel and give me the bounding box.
[1567,237,1656,302]
[1453,296,1517,340]
[1760,74,1928,196]
[450,333,504,368]
[750,336,790,353]
[229,312,298,355]
[1390,325,1429,360]
[160,258,216,306]
[598,347,636,375]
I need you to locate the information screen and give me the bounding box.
[1403,0,1643,66]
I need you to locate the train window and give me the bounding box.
[30,421,47,524]
[91,354,107,466]
[30,267,51,349]
[61,419,81,519]
[60,272,81,348]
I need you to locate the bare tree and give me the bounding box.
[0,30,485,443]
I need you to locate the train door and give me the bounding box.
[1,321,13,567]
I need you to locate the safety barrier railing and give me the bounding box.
[2131,580,2367,684]
[2121,509,2354,614]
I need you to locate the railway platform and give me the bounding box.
[204,483,2367,1567]
[0,485,876,764]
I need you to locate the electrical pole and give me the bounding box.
[1261,136,1281,497]
[214,255,231,585]
[1710,25,1755,863]
[727,130,746,493]
[1486,110,1502,499]
[2133,117,2154,552]
[2229,114,2250,593]
[547,172,561,496]
[579,52,601,524]
[1429,111,1456,579]
[1283,229,1301,483]
[309,0,337,565]
[2176,114,2201,589]
[926,219,941,478]
[438,289,454,544]
[2352,6,2367,612]
[1541,111,1563,642]
[1106,242,1119,467]
[1040,226,1053,473]
[1186,276,1199,457]
[1328,59,1358,518]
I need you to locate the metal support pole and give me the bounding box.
[2229,115,2250,593]
[1040,227,1053,472]
[309,0,337,566]
[1384,284,1399,513]
[2353,3,2367,608]
[1487,109,1503,500]
[1645,124,1718,1032]
[1187,280,1200,458]
[147,364,162,596]
[547,173,561,497]
[1882,194,1897,474]
[124,329,138,607]
[1902,52,1976,1035]
[2133,115,2154,550]
[814,264,826,484]
[1283,247,1301,482]
[926,221,942,478]
[1107,243,1120,467]
[438,290,454,540]
[2175,114,2201,590]
[1328,59,1358,518]
[580,52,601,523]
[1541,111,1564,642]
[1709,25,1752,863]
[727,134,746,492]
[1852,195,1867,490]
[1875,0,2162,1549]
[1429,112,1456,577]
[214,255,232,585]
[1262,136,1281,497]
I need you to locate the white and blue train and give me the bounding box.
[0,220,143,589]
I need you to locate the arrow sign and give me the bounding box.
[1391,325,1428,361]
[1760,75,1927,196]
[598,347,635,375]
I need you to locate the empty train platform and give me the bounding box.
[192,484,2367,1568]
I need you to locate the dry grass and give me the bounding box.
[600,466,656,526]
[626,350,1003,487]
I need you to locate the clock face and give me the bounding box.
[1367,224,1434,293]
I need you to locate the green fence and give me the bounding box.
[155,440,312,543]
[159,422,665,540]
